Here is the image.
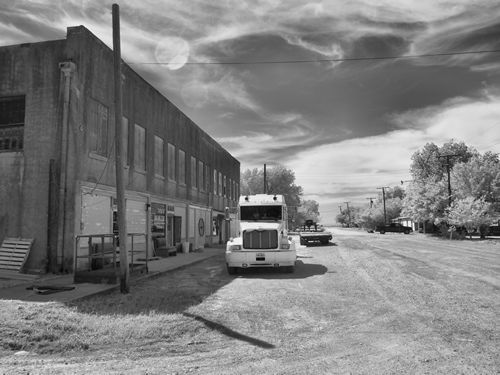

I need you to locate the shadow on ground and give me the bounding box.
[182,312,275,349]
[301,242,338,247]
[70,254,236,315]
[69,256,328,315]
[233,260,328,279]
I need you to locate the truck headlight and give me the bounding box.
[229,244,241,251]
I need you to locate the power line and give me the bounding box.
[128,49,500,66]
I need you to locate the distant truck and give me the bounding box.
[375,222,413,234]
[299,220,333,245]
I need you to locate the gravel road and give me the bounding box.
[2,228,499,374]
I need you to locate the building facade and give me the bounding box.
[0,26,240,273]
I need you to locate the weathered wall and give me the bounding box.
[0,41,65,272]
[0,26,240,273]
[65,26,240,211]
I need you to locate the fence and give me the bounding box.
[74,233,148,283]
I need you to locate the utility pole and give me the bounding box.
[438,154,459,206]
[263,163,267,194]
[344,202,351,227]
[112,4,129,293]
[366,197,375,208]
[377,187,389,223]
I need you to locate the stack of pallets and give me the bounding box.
[0,237,33,272]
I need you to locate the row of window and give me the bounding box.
[88,98,239,200]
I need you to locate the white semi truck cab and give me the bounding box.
[225,194,296,274]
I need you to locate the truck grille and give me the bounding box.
[243,230,278,249]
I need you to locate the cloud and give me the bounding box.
[294,94,500,212]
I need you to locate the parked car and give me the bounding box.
[486,225,500,236]
[375,223,413,234]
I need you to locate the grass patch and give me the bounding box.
[0,300,207,355]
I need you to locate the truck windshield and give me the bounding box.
[240,205,282,221]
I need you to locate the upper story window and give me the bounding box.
[190,156,197,189]
[167,143,176,181]
[219,172,223,196]
[134,124,146,171]
[198,161,205,192]
[154,135,164,176]
[178,148,186,185]
[0,96,25,152]
[89,98,109,156]
[213,169,218,195]
[205,164,211,193]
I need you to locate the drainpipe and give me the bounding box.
[56,61,76,273]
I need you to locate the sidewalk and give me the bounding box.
[0,247,225,303]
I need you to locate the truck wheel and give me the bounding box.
[404,229,410,234]
[380,230,385,234]
[321,239,329,245]
[227,266,237,275]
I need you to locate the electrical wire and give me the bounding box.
[128,49,500,66]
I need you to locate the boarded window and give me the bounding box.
[168,143,176,181]
[205,164,211,192]
[0,96,25,152]
[134,124,146,171]
[219,172,223,196]
[213,169,218,195]
[199,161,204,191]
[89,99,109,156]
[178,149,186,184]
[191,156,197,189]
[154,135,164,176]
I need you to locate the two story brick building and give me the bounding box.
[0,26,240,273]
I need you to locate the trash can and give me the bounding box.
[182,242,190,253]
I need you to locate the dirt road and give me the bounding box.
[2,229,499,374]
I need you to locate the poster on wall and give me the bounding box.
[151,203,166,235]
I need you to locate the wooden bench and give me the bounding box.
[0,237,34,272]
[153,236,177,257]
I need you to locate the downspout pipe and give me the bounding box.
[56,61,76,273]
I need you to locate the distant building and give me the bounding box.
[0,26,240,273]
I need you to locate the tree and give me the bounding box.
[446,196,492,239]
[358,195,403,230]
[410,140,473,182]
[240,165,303,208]
[240,164,304,228]
[451,152,500,206]
[402,179,449,228]
[295,200,320,227]
[404,140,475,231]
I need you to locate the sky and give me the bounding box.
[1,0,500,223]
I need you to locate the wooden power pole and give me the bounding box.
[377,187,389,223]
[263,163,267,194]
[344,201,351,227]
[112,4,129,293]
[438,154,459,206]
